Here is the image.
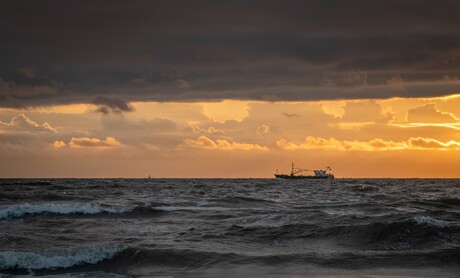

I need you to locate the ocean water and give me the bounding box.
[0,178,459,277]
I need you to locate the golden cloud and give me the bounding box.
[51,140,66,148]
[189,124,225,135]
[257,125,270,135]
[341,100,394,123]
[182,135,268,151]
[202,100,249,122]
[277,136,460,151]
[69,136,120,148]
[407,103,459,123]
[407,137,460,149]
[0,114,57,133]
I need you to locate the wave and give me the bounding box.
[0,203,130,219]
[437,197,460,207]
[12,272,129,278]
[1,247,236,272]
[2,245,460,272]
[217,195,276,204]
[154,205,230,212]
[412,216,449,228]
[0,200,234,220]
[350,185,379,192]
[0,202,205,219]
[0,244,125,270]
[0,180,54,186]
[222,216,454,250]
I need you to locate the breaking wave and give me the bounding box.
[4,246,458,271]
[222,216,454,250]
[0,202,221,219]
[0,244,125,270]
[412,216,450,228]
[2,178,460,276]
[0,203,130,219]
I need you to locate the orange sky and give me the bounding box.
[1,95,460,178]
[2,1,460,178]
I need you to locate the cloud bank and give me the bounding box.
[1,1,460,107]
[93,96,134,114]
[69,137,120,148]
[277,136,460,151]
[182,136,268,151]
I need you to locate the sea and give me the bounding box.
[0,178,459,277]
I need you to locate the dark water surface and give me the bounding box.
[1,178,459,277]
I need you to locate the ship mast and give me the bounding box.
[291,162,294,176]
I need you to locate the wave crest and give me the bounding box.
[0,203,130,219]
[222,216,453,250]
[412,216,449,228]
[0,245,125,270]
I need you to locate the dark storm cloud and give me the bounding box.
[1,0,460,107]
[93,96,134,114]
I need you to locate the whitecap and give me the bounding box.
[13,271,129,277]
[412,216,449,228]
[0,244,126,270]
[0,203,130,219]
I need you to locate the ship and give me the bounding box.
[274,163,334,179]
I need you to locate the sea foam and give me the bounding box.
[413,216,449,228]
[0,203,129,219]
[0,244,125,270]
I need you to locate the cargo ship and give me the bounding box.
[274,163,334,179]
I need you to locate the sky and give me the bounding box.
[1,0,460,178]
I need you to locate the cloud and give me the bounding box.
[190,124,225,136]
[341,101,394,123]
[277,136,460,151]
[283,112,299,118]
[0,79,58,99]
[257,124,270,135]
[100,114,176,132]
[320,101,346,118]
[202,101,249,122]
[0,114,57,133]
[182,135,268,151]
[443,75,459,82]
[93,96,134,114]
[387,75,406,91]
[343,70,368,86]
[277,137,351,151]
[69,136,120,147]
[407,103,459,123]
[175,79,191,89]
[407,137,460,149]
[52,140,66,148]
[18,66,35,78]
[2,1,460,106]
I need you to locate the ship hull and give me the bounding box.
[274,174,333,179]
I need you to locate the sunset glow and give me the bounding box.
[1,94,460,178]
[3,3,460,278]
[2,1,460,178]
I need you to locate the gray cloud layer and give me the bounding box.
[93,96,134,114]
[1,0,460,107]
